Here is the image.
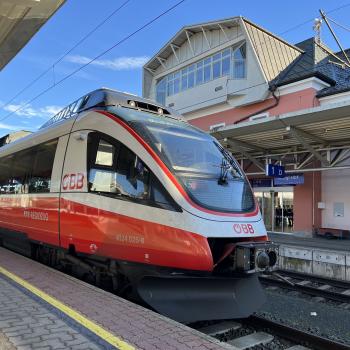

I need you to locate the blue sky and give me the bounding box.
[1,0,350,135]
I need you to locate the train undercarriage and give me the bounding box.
[0,231,277,323]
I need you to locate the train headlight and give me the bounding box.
[256,251,270,269]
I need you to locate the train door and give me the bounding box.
[59,130,90,252]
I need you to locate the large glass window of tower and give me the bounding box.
[233,44,246,79]
[154,42,247,103]
[156,77,166,105]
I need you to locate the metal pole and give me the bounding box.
[319,9,350,65]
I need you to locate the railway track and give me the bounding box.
[195,315,350,350]
[259,270,350,304]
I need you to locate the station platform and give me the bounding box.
[269,232,350,252]
[0,247,234,350]
[269,232,350,282]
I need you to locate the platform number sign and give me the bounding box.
[266,164,285,178]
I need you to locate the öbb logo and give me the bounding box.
[62,173,84,190]
[233,223,255,234]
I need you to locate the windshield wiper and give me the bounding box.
[218,158,229,185]
[217,158,242,185]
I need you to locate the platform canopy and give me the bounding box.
[0,0,65,71]
[210,101,350,175]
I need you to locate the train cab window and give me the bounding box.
[115,145,150,200]
[88,136,118,193]
[88,132,180,211]
[29,140,58,193]
[95,139,115,166]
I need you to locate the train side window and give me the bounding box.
[29,139,58,193]
[0,156,13,195]
[11,149,34,194]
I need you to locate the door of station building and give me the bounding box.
[254,189,294,233]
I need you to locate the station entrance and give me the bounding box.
[254,188,294,233]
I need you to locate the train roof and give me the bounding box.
[0,88,186,157]
[40,88,183,130]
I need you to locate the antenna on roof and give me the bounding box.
[313,18,322,44]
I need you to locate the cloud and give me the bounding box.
[0,122,19,131]
[2,103,62,119]
[66,55,149,71]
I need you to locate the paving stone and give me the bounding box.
[0,331,16,350]
[228,332,274,349]
[0,248,233,350]
[0,277,102,350]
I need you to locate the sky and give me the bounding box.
[1,0,350,135]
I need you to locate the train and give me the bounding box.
[0,88,277,323]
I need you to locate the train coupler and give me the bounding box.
[235,241,279,273]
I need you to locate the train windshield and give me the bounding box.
[109,107,255,213]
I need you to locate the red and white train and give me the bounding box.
[0,88,277,322]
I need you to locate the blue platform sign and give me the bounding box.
[274,174,304,186]
[266,164,285,178]
[250,178,272,188]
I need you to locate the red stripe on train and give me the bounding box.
[0,196,213,271]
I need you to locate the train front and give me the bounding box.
[111,107,279,323]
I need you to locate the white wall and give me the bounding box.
[322,169,350,230]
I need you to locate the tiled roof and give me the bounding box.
[271,37,350,97]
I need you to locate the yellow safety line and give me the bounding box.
[0,266,135,350]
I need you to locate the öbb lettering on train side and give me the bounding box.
[233,223,255,234]
[62,173,84,190]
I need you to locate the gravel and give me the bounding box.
[256,289,350,346]
[263,284,350,309]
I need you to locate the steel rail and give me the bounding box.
[260,276,350,303]
[274,270,350,290]
[249,315,350,350]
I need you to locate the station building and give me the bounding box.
[0,0,65,71]
[143,17,350,235]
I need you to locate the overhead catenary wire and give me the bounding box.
[1,0,349,124]
[170,3,350,113]
[0,0,132,113]
[327,16,350,34]
[0,0,186,123]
